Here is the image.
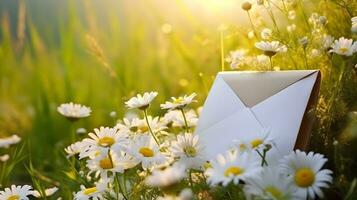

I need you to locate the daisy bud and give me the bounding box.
[264,144,272,151]
[109,111,117,118]
[76,128,87,135]
[248,30,255,39]
[319,16,327,25]
[257,0,264,5]
[287,24,296,32]
[299,36,309,49]
[241,2,252,11]
[311,49,320,57]
[352,16,357,33]
[288,10,296,20]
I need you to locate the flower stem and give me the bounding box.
[189,169,194,192]
[116,173,128,200]
[70,122,76,143]
[220,29,225,72]
[143,109,160,145]
[180,108,189,133]
[269,56,273,71]
[246,11,258,38]
[256,150,268,166]
[109,150,128,200]
[303,48,309,69]
[265,2,280,35]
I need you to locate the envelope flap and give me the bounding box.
[195,75,247,132]
[219,70,317,107]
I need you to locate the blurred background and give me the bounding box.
[0,0,250,186]
[0,0,356,198]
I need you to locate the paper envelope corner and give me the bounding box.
[195,70,321,159]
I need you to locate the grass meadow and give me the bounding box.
[0,0,356,199]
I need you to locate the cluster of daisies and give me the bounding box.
[1,91,334,200]
[226,2,357,71]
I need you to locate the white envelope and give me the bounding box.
[196,70,321,162]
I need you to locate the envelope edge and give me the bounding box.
[294,70,321,150]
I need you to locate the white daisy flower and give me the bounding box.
[32,187,58,198]
[126,134,166,169]
[205,150,262,186]
[86,151,135,178]
[352,16,357,33]
[261,28,272,40]
[225,50,247,69]
[125,91,158,110]
[172,110,198,128]
[329,37,357,56]
[160,110,181,127]
[170,133,206,169]
[0,135,21,148]
[244,167,296,200]
[145,163,186,188]
[57,102,91,120]
[65,141,85,158]
[74,179,109,200]
[321,34,334,50]
[80,127,128,159]
[160,93,197,110]
[279,150,333,199]
[232,128,273,153]
[140,116,166,134]
[115,117,142,135]
[249,54,270,68]
[117,116,166,135]
[0,185,33,200]
[255,41,287,57]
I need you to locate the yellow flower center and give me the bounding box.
[250,139,263,148]
[138,125,149,133]
[139,147,154,157]
[183,146,197,157]
[239,143,247,151]
[224,166,244,177]
[83,187,97,195]
[294,168,315,187]
[265,186,282,198]
[98,136,115,147]
[339,47,348,53]
[7,195,20,200]
[99,157,114,169]
[173,97,184,104]
[204,162,212,169]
